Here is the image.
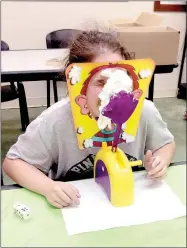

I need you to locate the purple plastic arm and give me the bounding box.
[103,91,138,125]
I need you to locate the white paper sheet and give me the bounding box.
[61,172,186,235]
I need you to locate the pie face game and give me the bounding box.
[65,59,155,150]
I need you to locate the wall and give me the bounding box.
[1,1,186,109]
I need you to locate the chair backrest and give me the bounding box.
[46,29,81,49]
[1,40,9,51]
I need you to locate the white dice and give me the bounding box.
[13,203,31,220]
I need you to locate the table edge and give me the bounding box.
[1,48,67,52]
[1,161,185,191]
[1,68,64,75]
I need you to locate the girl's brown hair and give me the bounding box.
[66,30,131,67]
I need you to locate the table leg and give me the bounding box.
[17,82,30,131]
[177,31,186,90]
[47,80,50,108]
[148,74,155,101]
[53,80,58,103]
[1,168,4,186]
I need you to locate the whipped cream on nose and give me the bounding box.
[97,68,133,130]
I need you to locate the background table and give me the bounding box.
[149,64,178,101]
[1,49,178,102]
[1,49,69,109]
[1,164,186,247]
[1,49,68,81]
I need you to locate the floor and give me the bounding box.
[1,97,186,185]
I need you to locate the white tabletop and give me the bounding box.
[1,49,69,74]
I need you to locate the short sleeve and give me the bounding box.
[6,118,56,174]
[145,101,174,153]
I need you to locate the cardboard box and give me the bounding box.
[109,12,180,65]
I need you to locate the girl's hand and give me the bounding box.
[144,150,167,180]
[44,181,81,208]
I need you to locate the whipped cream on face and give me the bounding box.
[97,68,133,130]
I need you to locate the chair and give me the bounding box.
[1,40,30,132]
[45,29,81,107]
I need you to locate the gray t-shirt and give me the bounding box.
[6,98,174,181]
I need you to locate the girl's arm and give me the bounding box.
[3,158,80,209]
[3,158,53,196]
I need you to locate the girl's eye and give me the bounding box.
[97,80,105,86]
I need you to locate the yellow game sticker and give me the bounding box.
[65,59,155,149]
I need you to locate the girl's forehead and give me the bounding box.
[93,52,123,63]
[90,68,126,81]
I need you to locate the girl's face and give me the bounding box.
[86,52,123,118]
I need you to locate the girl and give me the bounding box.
[3,30,175,208]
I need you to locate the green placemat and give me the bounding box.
[1,165,186,247]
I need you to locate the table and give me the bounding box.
[2,164,186,247]
[1,49,69,108]
[177,31,186,100]
[149,64,178,101]
[1,49,178,102]
[1,49,68,81]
